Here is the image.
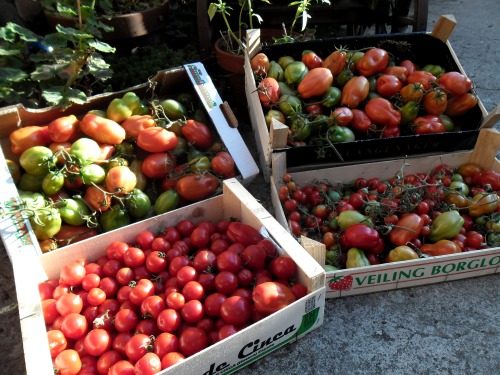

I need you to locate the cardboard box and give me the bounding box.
[245,15,489,182]
[271,124,500,299]
[0,62,259,260]
[12,179,325,374]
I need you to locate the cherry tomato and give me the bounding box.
[252,281,296,315]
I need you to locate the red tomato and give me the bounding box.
[322,50,347,77]
[226,222,264,246]
[258,77,281,108]
[399,59,416,75]
[54,349,82,375]
[297,67,333,99]
[83,328,111,356]
[364,97,401,127]
[250,52,270,76]
[445,93,478,117]
[268,256,297,280]
[48,115,80,143]
[60,313,88,340]
[109,360,135,375]
[407,70,437,90]
[59,261,87,286]
[176,173,220,201]
[125,334,152,362]
[79,114,126,145]
[178,327,208,357]
[388,213,424,246]
[329,107,353,126]
[137,126,178,153]
[350,109,373,132]
[252,281,296,315]
[356,48,389,76]
[340,76,370,108]
[181,120,213,150]
[47,329,68,358]
[161,352,185,369]
[211,151,237,178]
[220,295,252,325]
[105,166,137,196]
[302,50,323,70]
[412,115,447,134]
[437,71,473,96]
[141,152,176,179]
[10,125,52,154]
[134,352,161,375]
[423,88,448,115]
[376,74,403,97]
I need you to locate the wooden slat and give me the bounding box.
[430,14,457,42]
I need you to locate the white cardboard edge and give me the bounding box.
[184,62,260,184]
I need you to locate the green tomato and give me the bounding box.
[284,61,308,85]
[335,68,354,88]
[449,181,470,196]
[400,101,420,125]
[19,146,56,176]
[100,204,130,232]
[268,60,284,81]
[80,164,106,185]
[154,190,180,215]
[132,101,149,116]
[327,125,355,143]
[289,116,312,141]
[321,86,341,108]
[30,207,62,240]
[160,98,187,120]
[337,210,372,230]
[439,114,455,132]
[42,171,65,196]
[278,94,302,116]
[277,55,295,70]
[18,173,45,192]
[18,191,46,210]
[278,81,294,96]
[59,198,91,226]
[125,188,152,219]
[189,155,212,173]
[171,136,188,157]
[422,64,445,77]
[70,138,102,165]
[265,109,286,129]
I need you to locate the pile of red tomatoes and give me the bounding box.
[40,219,306,374]
[251,46,479,147]
[277,161,500,270]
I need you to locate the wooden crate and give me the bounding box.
[270,112,500,299]
[13,179,326,374]
[0,62,259,260]
[245,15,488,182]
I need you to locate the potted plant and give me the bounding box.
[0,17,115,109]
[207,0,330,74]
[41,0,171,41]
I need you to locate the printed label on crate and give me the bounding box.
[326,249,500,296]
[184,63,219,110]
[213,307,321,375]
[0,197,33,247]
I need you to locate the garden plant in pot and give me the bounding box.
[207,0,330,117]
[0,18,115,109]
[41,0,171,41]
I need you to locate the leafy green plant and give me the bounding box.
[41,0,164,18]
[208,0,271,56]
[0,21,115,109]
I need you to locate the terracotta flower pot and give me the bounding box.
[44,1,170,41]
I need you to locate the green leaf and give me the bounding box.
[88,40,116,54]
[55,25,93,40]
[207,3,218,21]
[0,46,22,56]
[44,33,69,48]
[3,23,39,43]
[42,86,87,107]
[0,67,29,82]
[30,64,60,81]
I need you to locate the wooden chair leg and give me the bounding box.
[197,0,212,53]
[413,0,429,31]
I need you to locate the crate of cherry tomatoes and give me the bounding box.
[270,120,500,299]
[0,62,259,260]
[245,15,488,182]
[13,178,325,374]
